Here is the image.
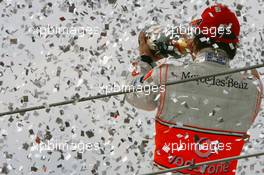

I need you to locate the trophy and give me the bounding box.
[142,25,191,59]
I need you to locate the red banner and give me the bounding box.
[154,121,246,175]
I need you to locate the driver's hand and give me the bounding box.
[138,32,162,62]
[138,32,154,58]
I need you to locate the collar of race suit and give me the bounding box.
[194,47,230,66]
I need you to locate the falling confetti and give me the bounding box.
[0,0,263,175]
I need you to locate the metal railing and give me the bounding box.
[0,64,263,117]
[142,152,264,175]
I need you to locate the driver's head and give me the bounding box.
[191,4,240,59]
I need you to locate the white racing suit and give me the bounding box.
[126,48,263,175]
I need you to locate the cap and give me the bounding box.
[191,4,240,44]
